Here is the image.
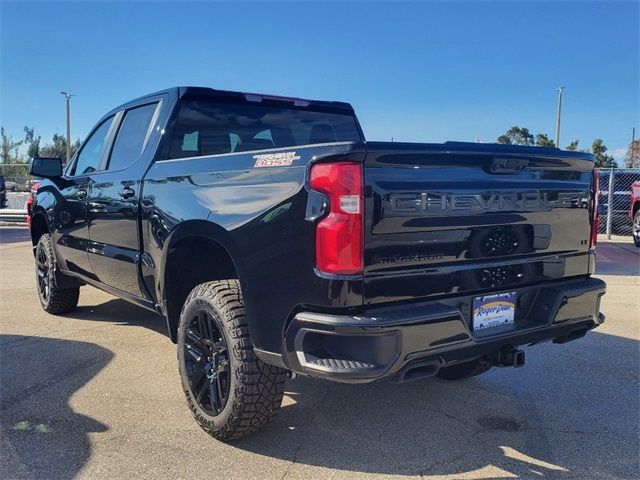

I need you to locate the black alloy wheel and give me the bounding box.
[183,310,231,415]
[36,243,51,303]
[177,280,287,440]
[34,233,79,314]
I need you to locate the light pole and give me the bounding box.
[60,91,75,162]
[555,86,565,148]
[631,127,636,167]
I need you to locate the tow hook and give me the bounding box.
[496,347,525,368]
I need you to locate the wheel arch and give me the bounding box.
[29,208,50,252]
[160,220,245,343]
[30,209,82,289]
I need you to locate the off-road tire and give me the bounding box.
[633,210,640,248]
[177,280,288,441]
[437,358,492,380]
[35,234,79,314]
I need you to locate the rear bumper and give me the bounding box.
[283,277,606,383]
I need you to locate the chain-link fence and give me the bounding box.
[1,164,33,220]
[0,163,35,192]
[596,168,640,238]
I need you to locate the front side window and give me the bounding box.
[71,116,114,175]
[108,103,158,171]
[167,100,362,160]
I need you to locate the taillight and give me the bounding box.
[590,169,599,248]
[309,162,363,275]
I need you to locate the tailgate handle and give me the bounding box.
[487,158,529,174]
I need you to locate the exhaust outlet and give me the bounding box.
[392,360,441,383]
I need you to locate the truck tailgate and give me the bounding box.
[363,141,596,306]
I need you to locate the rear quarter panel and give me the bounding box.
[141,142,366,352]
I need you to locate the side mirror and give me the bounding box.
[30,157,63,178]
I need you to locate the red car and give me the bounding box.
[25,181,40,229]
[630,181,640,247]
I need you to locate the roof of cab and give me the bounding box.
[111,86,354,115]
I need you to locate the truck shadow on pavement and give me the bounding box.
[0,335,113,479]
[63,298,167,335]
[235,330,639,479]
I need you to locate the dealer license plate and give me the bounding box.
[472,291,516,331]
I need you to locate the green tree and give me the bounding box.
[591,138,617,168]
[39,133,66,159]
[1,127,23,163]
[534,133,555,147]
[497,126,535,146]
[71,139,81,159]
[24,126,41,159]
[40,133,80,161]
[625,139,640,168]
[566,140,579,151]
[565,140,589,153]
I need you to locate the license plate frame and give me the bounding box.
[472,291,516,331]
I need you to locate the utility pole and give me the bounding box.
[631,127,636,167]
[555,86,565,147]
[60,91,75,162]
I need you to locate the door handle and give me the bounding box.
[88,202,106,211]
[119,187,136,199]
[77,188,87,199]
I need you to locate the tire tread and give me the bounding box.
[179,280,287,440]
[37,234,79,315]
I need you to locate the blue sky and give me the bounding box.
[1,1,638,160]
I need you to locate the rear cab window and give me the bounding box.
[166,100,362,160]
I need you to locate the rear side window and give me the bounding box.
[108,103,158,171]
[167,100,361,160]
[71,116,114,176]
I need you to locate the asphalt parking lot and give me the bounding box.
[1,227,638,480]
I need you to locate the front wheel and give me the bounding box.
[177,280,287,441]
[633,211,640,248]
[35,234,79,314]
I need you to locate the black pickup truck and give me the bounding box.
[29,86,606,440]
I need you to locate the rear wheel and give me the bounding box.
[35,234,79,314]
[633,211,640,248]
[437,358,492,380]
[177,280,287,440]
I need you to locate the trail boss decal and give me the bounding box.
[253,152,300,168]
